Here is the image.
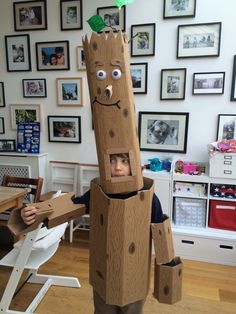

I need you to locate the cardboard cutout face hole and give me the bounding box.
[110,153,131,177]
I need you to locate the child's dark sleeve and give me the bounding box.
[72,190,90,214]
[151,193,164,223]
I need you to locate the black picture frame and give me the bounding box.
[60,0,83,31]
[5,34,31,72]
[36,40,70,71]
[230,55,236,101]
[216,114,236,141]
[177,22,222,58]
[22,78,47,98]
[131,23,156,57]
[163,0,197,19]
[160,68,187,100]
[193,72,225,95]
[130,63,148,94]
[0,117,5,134]
[0,82,6,107]
[48,116,81,143]
[138,111,189,153]
[97,5,126,32]
[13,0,47,31]
[0,140,16,152]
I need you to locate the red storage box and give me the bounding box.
[209,200,236,231]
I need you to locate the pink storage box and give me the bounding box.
[183,163,197,174]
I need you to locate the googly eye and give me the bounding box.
[96,70,106,80]
[112,69,122,80]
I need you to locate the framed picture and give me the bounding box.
[0,140,16,153]
[77,46,86,70]
[230,55,236,101]
[160,68,187,100]
[13,0,47,31]
[10,104,41,130]
[56,77,83,106]
[60,0,83,31]
[22,79,47,98]
[5,34,31,72]
[130,63,148,94]
[163,0,197,19]
[193,72,225,95]
[216,114,236,141]
[0,118,5,134]
[0,82,6,107]
[48,116,81,143]
[131,23,156,57]
[138,111,189,153]
[36,41,70,70]
[97,5,126,32]
[177,22,222,58]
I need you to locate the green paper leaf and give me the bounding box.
[87,15,107,32]
[114,0,135,8]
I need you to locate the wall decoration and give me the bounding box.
[216,114,236,141]
[60,0,83,31]
[160,68,186,100]
[48,116,81,143]
[35,40,70,70]
[22,78,47,97]
[131,23,156,57]
[0,82,6,107]
[77,46,86,70]
[10,104,41,130]
[193,72,225,95]
[138,111,189,153]
[177,22,221,58]
[5,34,31,72]
[17,122,40,154]
[130,63,148,94]
[0,117,5,134]
[230,55,236,101]
[56,77,83,106]
[97,5,126,32]
[13,0,47,31]
[163,0,196,19]
[0,140,16,152]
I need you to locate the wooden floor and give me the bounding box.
[1,230,236,314]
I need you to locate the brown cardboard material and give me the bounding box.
[89,177,154,306]
[7,192,85,236]
[151,215,175,264]
[154,257,182,304]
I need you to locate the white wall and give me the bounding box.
[0,0,236,166]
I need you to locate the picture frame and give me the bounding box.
[97,5,126,32]
[36,40,70,71]
[230,55,236,101]
[177,22,222,58]
[22,78,47,98]
[10,104,41,130]
[56,77,83,106]
[48,116,81,143]
[60,0,83,31]
[0,140,16,153]
[131,23,156,57]
[0,117,5,134]
[77,46,86,70]
[0,82,6,107]
[13,0,47,31]
[5,34,31,72]
[163,0,197,19]
[130,63,148,94]
[138,111,189,153]
[193,72,225,95]
[216,114,236,141]
[160,68,187,100]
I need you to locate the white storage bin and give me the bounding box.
[209,152,236,179]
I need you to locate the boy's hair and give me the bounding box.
[110,153,129,160]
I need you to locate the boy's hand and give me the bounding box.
[21,206,37,225]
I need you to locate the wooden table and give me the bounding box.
[0,186,26,213]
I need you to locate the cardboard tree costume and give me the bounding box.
[83,31,182,306]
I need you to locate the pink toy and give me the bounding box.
[183,163,197,174]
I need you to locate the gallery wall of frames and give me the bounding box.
[0,0,236,164]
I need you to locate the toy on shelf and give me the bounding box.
[174,160,205,175]
[145,158,171,172]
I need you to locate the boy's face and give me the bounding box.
[110,155,131,177]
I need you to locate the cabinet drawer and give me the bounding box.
[209,153,236,179]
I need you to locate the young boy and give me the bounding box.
[21,153,164,314]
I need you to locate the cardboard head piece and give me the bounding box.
[83,31,143,194]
